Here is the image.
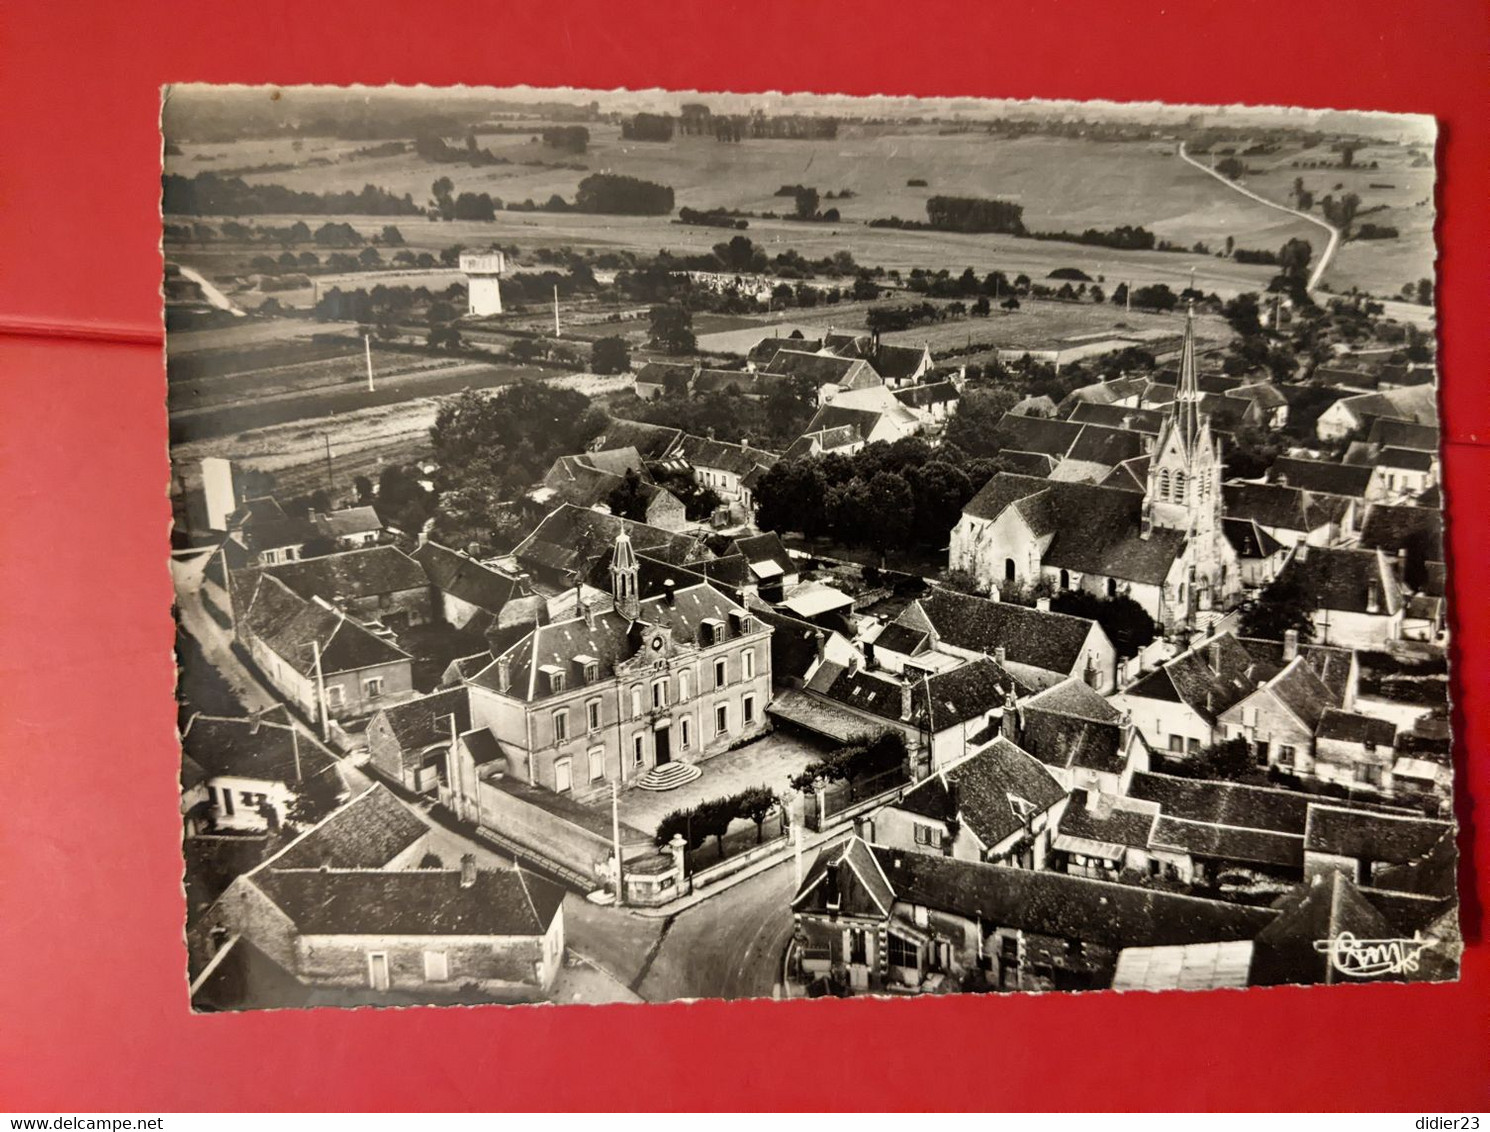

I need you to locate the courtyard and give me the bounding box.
[613,726,831,836]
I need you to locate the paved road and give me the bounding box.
[1178,141,1340,292]
[637,859,798,1003]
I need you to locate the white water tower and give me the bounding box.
[201,456,236,532]
[459,251,506,317]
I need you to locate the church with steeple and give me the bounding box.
[949,305,1239,634]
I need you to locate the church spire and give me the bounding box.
[1174,301,1203,456]
[609,527,640,621]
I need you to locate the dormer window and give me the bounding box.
[539,664,564,694]
[701,617,725,646]
[574,654,599,684]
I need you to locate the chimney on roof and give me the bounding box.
[496,655,511,694]
[1208,640,1221,673]
[900,674,914,722]
[824,861,840,907]
[864,640,877,670]
[1283,628,1299,661]
[582,601,596,630]
[459,854,477,888]
[994,645,1006,667]
[1121,414,1134,430]
[250,709,262,734]
[664,578,676,606]
[1276,474,1289,488]
[1366,581,1381,614]
[1001,684,1019,741]
[466,542,481,558]
[1035,597,1050,613]
[1295,543,1309,563]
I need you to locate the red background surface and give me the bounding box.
[1,0,1488,1111]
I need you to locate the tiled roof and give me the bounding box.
[804,403,891,438]
[766,350,878,387]
[585,418,683,461]
[270,784,429,870]
[909,587,1099,676]
[471,580,754,703]
[730,532,795,578]
[373,686,472,753]
[896,736,1066,847]
[262,545,429,603]
[1317,708,1396,748]
[870,343,930,381]
[1263,657,1335,732]
[1222,482,1326,532]
[1057,795,1159,853]
[693,368,760,396]
[872,622,930,656]
[181,714,333,783]
[1268,457,1375,499]
[1250,872,1397,986]
[962,474,1186,585]
[1367,419,1439,452]
[1375,446,1436,472]
[1223,517,1283,559]
[1128,771,1311,835]
[1067,401,1167,433]
[893,380,960,409]
[513,504,708,582]
[633,360,696,388]
[673,433,778,477]
[311,506,383,539]
[1304,806,1454,865]
[1018,678,1130,775]
[1063,424,1147,468]
[748,335,823,364]
[998,450,1059,477]
[998,414,1083,458]
[793,836,895,915]
[255,865,564,937]
[240,574,409,676]
[1276,545,1404,616]
[1150,815,1304,870]
[1123,633,1271,724]
[815,657,1024,731]
[745,601,827,682]
[869,846,1276,948]
[413,541,527,614]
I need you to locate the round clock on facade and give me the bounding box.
[650,635,664,651]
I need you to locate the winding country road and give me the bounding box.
[1178,141,1340,292]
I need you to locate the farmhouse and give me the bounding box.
[412,540,530,632]
[1273,544,1405,649]
[882,587,1117,693]
[180,712,341,834]
[235,573,414,721]
[874,736,1069,867]
[259,545,435,630]
[192,784,566,1006]
[365,685,472,793]
[309,506,383,550]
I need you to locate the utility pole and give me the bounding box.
[792,790,804,893]
[290,723,302,783]
[364,333,374,393]
[611,779,625,907]
[323,433,334,497]
[1126,281,1132,314]
[311,638,329,743]
[553,285,561,338]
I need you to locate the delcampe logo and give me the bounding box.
[1313,931,1436,979]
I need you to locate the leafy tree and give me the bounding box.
[1050,590,1157,659]
[1278,238,1313,287]
[793,185,820,220]
[1191,737,1256,781]
[380,225,405,247]
[755,460,829,536]
[943,388,1019,457]
[591,335,632,375]
[735,787,779,843]
[286,768,342,827]
[648,304,696,354]
[1238,572,1317,642]
[906,460,974,541]
[863,471,915,553]
[606,468,650,522]
[1216,156,1245,180]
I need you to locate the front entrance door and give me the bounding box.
[654,725,671,766]
[368,952,390,991]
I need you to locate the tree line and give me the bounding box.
[162,172,420,216]
[655,787,782,858]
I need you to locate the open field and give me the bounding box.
[168,355,538,444]
[1235,140,1436,297]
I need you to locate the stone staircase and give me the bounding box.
[635,761,702,792]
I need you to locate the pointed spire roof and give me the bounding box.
[1173,302,1204,454]
[610,528,637,573]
